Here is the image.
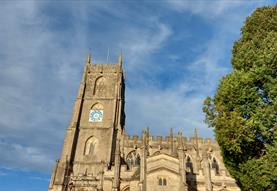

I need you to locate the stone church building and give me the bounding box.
[48,53,240,191]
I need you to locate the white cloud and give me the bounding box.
[120,21,172,87]
[124,0,272,139]
[126,85,212,138]
[165,0,266,18]
[0,1,83,172]
[28,176,50,182]
[125,22,172,55]
[0,171,7,176]
[0,140,53,172]
[0,1,274,174]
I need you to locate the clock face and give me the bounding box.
[89,109,103,122]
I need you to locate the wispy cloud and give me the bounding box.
[0,1,84,172]
[124,1,267,137]
[0,0,275,175]
[165,0,266,18]
[0,171,7,176]
[123,22,172,69]
[0,140,53,172]
[28,176,50,182]
[126,85,209,136]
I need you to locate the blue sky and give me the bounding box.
[0,1,275,190]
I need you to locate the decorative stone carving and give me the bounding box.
[48,59,240,191]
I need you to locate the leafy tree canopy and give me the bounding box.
[203,6,277,191]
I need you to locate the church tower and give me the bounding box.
[48,52,125,191]
[49,51,240,191]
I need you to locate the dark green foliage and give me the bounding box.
[203,6,277,191]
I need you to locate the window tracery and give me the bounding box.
[94,77,106,95]
[84,136,98,156]
[126,150,140,168]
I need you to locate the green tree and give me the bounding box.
[203,6,277,191]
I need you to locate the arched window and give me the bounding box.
[211,157,220,175]
[126,150,140,168]
[94,77,106,95]
[88,143,94,155]
[186,156,193,173]
[163,178,167,186]
[84,136,98,156]
[135,155,140,165]
[89,103,104,122]
[158,178,167,186]
[158,178,163,185]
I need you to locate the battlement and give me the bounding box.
[124,133,214,145]
[90,63,121,73]
[49,52,240,191]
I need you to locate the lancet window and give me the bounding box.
[211,157,220,175]
[186,156,193,173]
[94,77,106,95]
[84,136,98,156]
[158,178,167,186]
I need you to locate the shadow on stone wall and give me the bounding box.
[186,172,197,191]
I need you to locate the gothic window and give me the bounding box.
[89,103,104,122]
[163,178,167,186]
[158,178,167,186]
[84,136,98,156]
[211,157,220,175]
[186,156,193,173]
[88,144,94,155]
[126,150,140,168]
[135,155,140,165]
[94,77,106,95]
[158,178,163,185]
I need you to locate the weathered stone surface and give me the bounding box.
[49,55,240,191]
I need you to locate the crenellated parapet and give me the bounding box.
[122,129,224,178]
[49,53,240,191]
[91,63,121,73]
[123,133,216,149]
